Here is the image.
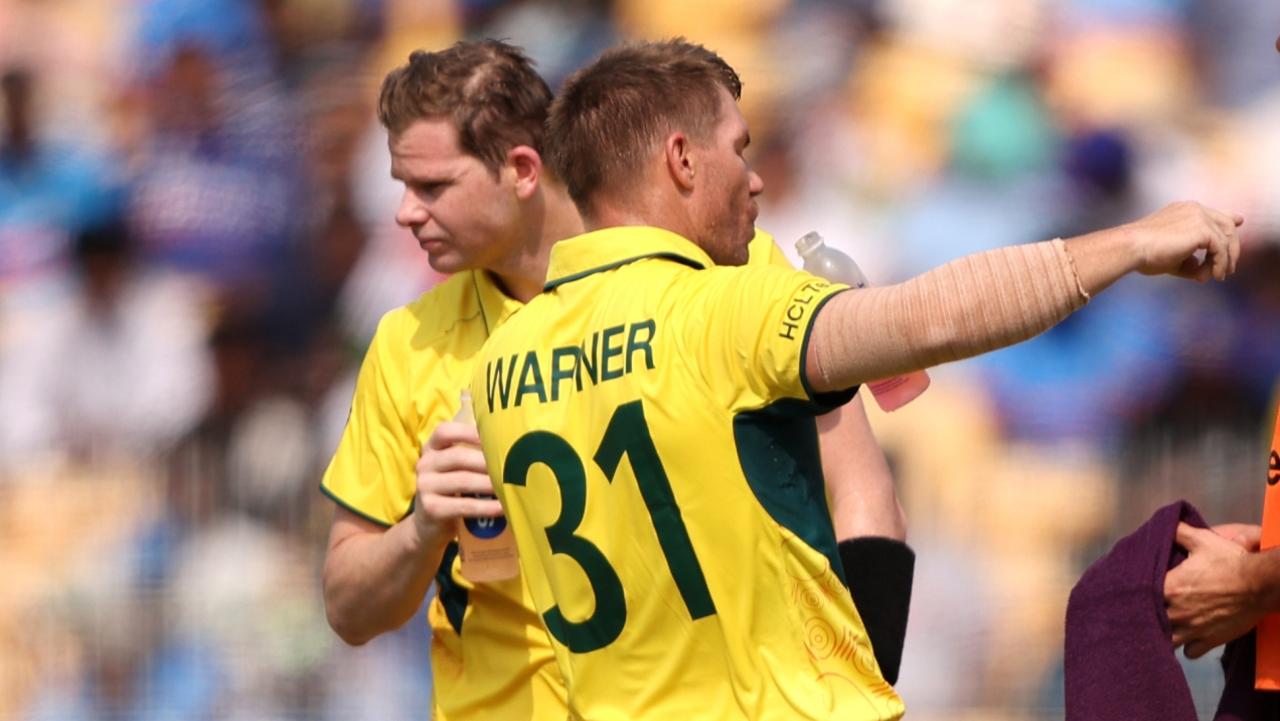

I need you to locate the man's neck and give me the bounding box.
[488,183,584,303]
[586,180,694,240]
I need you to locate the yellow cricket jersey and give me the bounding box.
[470,227,905,721]
[320,269,568,721]
[321,232,804,719]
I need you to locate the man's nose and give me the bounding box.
[395,190,429,227]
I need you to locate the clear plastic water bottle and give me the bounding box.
[795,231,931,412]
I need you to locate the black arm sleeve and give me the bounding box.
[838,536,915,685]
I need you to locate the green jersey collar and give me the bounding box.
[544,226,713,292]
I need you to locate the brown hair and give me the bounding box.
[545,39,742,215]
[377,40,552,174]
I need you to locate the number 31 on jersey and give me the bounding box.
[502,400,716,653]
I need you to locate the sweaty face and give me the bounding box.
[390,119,520,274]
[691,88,764,266]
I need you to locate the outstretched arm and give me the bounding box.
[806,202,1242,393]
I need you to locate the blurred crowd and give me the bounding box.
[1,0,1278,719]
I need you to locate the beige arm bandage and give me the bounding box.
[808,238,1091,393]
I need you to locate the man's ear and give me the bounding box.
[664,132,696,192]
[508,145,542,200]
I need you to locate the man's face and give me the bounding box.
[690,88,764,266]
[390,119,520,274]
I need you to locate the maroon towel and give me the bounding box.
[1065,500,1279,721]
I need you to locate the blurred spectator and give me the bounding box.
[0,219,213,470]
[126,41,302,300]
[23,565,228,721]
[0,67,120,285]
[1186,0,1280,108]
[263,58,375,355]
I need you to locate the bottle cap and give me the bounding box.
[455,389,475,425]
[794,231,825,259]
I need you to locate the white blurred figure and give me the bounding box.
[0,219,213,472]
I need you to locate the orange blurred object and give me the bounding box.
[1257,403,1280,689]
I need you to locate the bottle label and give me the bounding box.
[464,514,508,539]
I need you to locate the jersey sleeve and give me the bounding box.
[670,265,854,414]
[320,309,419,526]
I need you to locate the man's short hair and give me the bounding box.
[377,40,552,174]
[545,39,742,215]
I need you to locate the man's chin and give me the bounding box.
[726,228,753,266]
[425,252,466,276]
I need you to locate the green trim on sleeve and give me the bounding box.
[319,484,394,529]
[733,400,847,587]
[798,287,859,407]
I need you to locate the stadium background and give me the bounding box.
[1,0,1279,718]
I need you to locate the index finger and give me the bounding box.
[1175,522,1210,551]
[427,421,482,452]
[1203,207,1240,235]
